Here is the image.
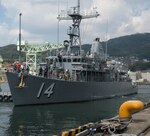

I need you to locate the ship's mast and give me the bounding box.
[58,0,99,56]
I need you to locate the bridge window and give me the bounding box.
[77,58,80,62]
[73,58,77,62]
[55,58,58,62]
[63,58,66,62]
[81,59,86,62]
[68,59,71,62]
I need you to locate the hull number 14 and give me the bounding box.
[37,82,55,98]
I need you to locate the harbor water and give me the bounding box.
[0,83,150,136]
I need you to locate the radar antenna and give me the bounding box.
[57,0,99,55]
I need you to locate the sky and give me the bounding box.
[0,0,150,46]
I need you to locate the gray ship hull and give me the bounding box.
[6,72,137,106]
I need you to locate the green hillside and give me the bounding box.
[0,33,150,63]
[105,33,150,58]
[0,44,19,62]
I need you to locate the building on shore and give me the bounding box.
[128,70,150,85]
[0,70,7,83]
[0,55,3,69]
[0,56,7,83]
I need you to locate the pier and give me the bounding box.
[0,69,11,102]
[59,101,150,136]
[123,103,150,136]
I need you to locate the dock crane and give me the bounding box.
[17,41,64,74]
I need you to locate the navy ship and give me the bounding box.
[6,1,137,106]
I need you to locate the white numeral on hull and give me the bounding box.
[37,83,55,98]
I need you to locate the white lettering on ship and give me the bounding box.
[37,82,55,98]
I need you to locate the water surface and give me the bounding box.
[0,84,149,136]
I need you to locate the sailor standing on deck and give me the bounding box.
[64,69,70,80]
[16,61,21,73]
[13,62,17,72]
[20,64,24,73]
[26,66,30,74]
[44,66,48,78]
[39,66,43,76]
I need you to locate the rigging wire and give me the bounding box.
[105,17,109,60]
[81,0,99,44]
[81,0,92,44]
[80,0,88,43]
[57,0,60,44]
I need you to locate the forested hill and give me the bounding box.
[105,33,150,58]
[0,33,150,62]
[0,44,19,62]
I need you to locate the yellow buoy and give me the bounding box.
[119,100,144,119]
